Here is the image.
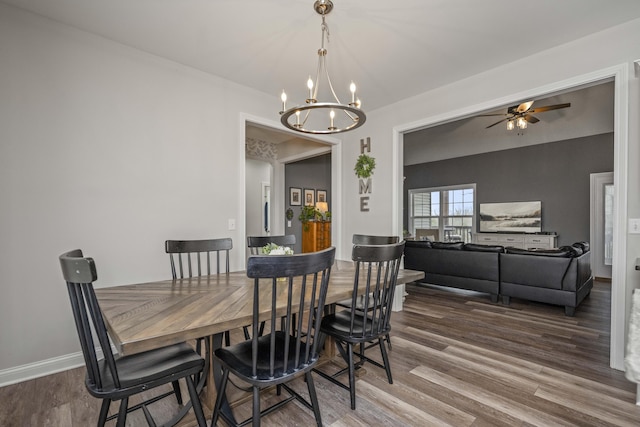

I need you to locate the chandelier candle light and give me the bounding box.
[279,0,366,134]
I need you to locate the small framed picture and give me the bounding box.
[290,187,302,206]
[316,190,327,203]
[304,188,315,206]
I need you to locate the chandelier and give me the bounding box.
[279,0,366,135]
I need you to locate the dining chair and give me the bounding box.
[211,247,336,427]
[165,238,233,347]
[246,234,297,339]
[247,234,296,254]
[165,238,232,278]
[59,249,207,427]
[338,234,401,349]
[313,241,405,410]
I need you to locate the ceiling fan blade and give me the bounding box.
[486,117,510,128]
[516,101,534,113]
[528,103,571,114]
[524,114,540,124]
[476,113,509,117]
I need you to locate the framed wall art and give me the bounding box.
[290,187,302,206]
[316,189,327,203]
[304,188,315,206]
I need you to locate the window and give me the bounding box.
[409,184,475,243]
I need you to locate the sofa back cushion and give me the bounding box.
[431,241,464,250]
[405,240,432,249]
[573,241,590,253]
[504,247,573,258]
[464,243,505,253]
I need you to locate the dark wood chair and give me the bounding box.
[211,247,336,427]
[165,238,232,278]
[247,234,296,255]
[59,249,207,427]
[339,234,401,349]
[246,235,297,339]
[165,238,233,347]
[313,242,405,410]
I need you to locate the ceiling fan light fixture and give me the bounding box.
[278,0,366,135]
[517,117,527,129]
[483,100,571,131]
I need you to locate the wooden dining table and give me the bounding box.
[94,259,424,420]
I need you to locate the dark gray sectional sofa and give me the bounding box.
[404,240,593,316]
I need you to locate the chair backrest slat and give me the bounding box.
[247,235,296,255]
[246,247,335,379]
[165,238,233,278]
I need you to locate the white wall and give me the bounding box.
[0,5,277,378]
[338,18,640,369]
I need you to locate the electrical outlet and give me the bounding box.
[228,219,236,230]
[630,218,640,234]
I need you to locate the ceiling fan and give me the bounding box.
[480,100,571,130]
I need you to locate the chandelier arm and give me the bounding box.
[312,51,322,102]
[325,63,358,122]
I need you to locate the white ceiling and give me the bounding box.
[4,0,640,113]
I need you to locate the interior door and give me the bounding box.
[590,172,613,280]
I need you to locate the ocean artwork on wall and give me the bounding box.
[479,201,542,233]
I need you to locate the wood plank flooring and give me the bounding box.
[2,280,639,426]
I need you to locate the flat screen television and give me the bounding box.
[479,201,542,233]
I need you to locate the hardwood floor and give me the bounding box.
[2,280,639,426]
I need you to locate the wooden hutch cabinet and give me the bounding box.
[302,221,331,253]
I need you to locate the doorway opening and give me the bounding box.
[241,114,342,263]
[393,65,629,370]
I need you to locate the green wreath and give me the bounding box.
[354,154,376,179]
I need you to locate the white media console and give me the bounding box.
[472,232,557,249]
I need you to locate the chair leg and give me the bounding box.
[172,380,183,405]
[185,374,207,427]
[211,368,230,427]
[386,333,392,350]
[379,338,393,384]
[116,397,128,427]
[347,343,356,410]
[305,371,323,427]
[98,399,111,427]
[252,385,261,427]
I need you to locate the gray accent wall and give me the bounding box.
[285,153,332,253]
[403,133,613,247]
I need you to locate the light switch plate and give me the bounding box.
[630,218,640,234]
[228,219,236,230]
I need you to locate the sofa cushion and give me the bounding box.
[405,240,432,249]
[564,245,583,256]
[573,241,590,253]
[431,241,464,250]
[504,247,573,258]
[464,243,505,253]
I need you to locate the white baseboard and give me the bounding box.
[0,352,85,387]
